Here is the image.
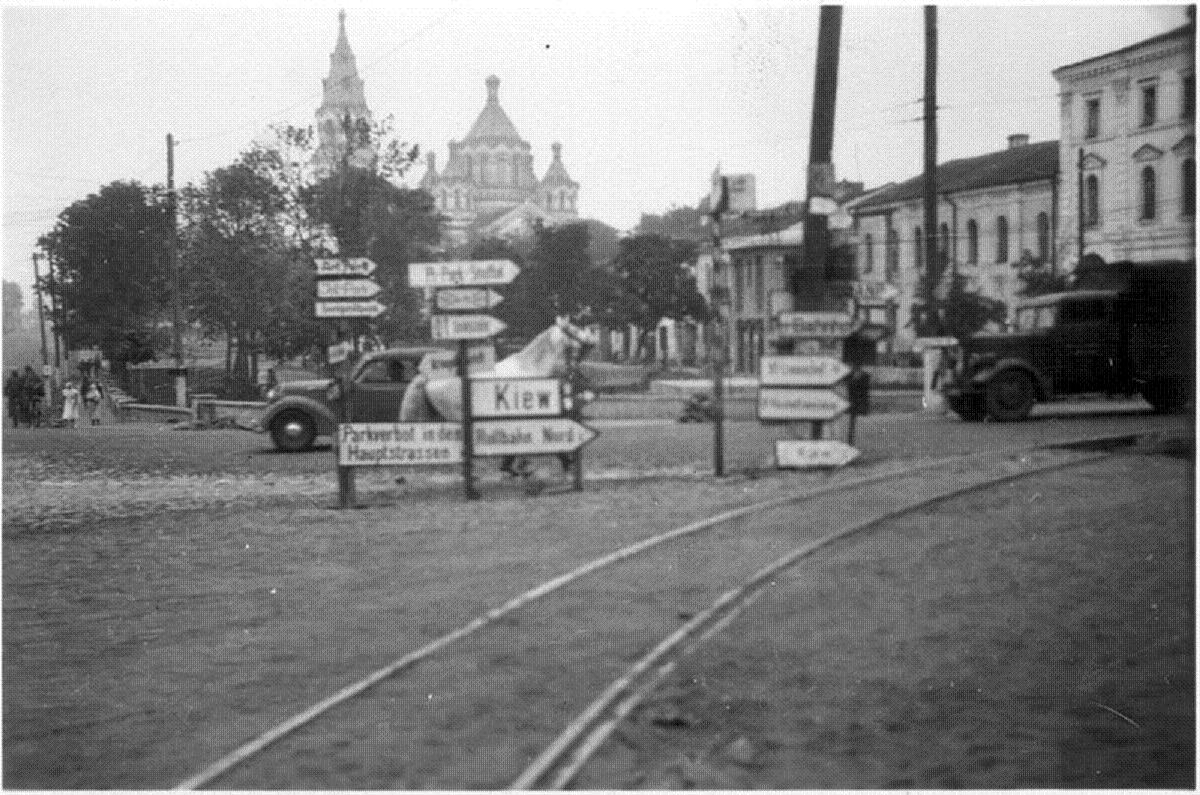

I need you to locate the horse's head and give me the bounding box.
[555,316,598,361]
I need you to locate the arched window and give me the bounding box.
[939,222,950,260]
[862,233,874,273]
[913,226,923,270]
[995,216,1009,263]
[1085,175,1100,227]
[1183,159,1196,218]
[1141,166,1157,220]
[1036,212,1050,262]
[966,219,979,264]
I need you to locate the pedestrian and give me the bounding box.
[5,369,24,427]
[60,379,81,429]
[83,378,104,425]
[22,366,44,428]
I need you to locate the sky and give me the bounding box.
[1,1,1191,302]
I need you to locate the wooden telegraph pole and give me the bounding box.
[796,5,843,312]
[31,253,49,368]
[923,6,939,296]
[167,133,186,407]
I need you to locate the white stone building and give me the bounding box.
[849,136,1061,352]
[1053,19,1195,265]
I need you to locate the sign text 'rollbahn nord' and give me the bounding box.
[431,313,507,341]
[775,440,860,469]
[338,419,597,466]
[759,355,851,387]
[315,257,377,277]
[757,387,850,422]
[408,259,520,289]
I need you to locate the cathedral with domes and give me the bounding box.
[314,13,580,247]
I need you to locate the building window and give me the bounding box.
[733,259,744,313]
[1183,159,1196,218]
[913,226,923,270]
[1085,97,1101,139]
[754,255,765,312]
[966,219,978,264]
[1141,81,1158,128]
[1141,166,1157,220]
[939,222,950,264]
[1036,212,1050,262]
[1183,74,1195,120]
[1085,175,1100,227]
[995,216,1009,263]
[885,226,899,281]
[862,233,874,273]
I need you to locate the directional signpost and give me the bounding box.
[470,378,562,418]
[407,259,520,289]
[758,387,850,422]
[760,355,852,388]
[435,288,504,312]
[337,419,596,466]
[314,257,383,507]
[431,313,507,341]
[315,299,386,319]
[775,440,860,469]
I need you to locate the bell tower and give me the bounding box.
[314,10,376,176]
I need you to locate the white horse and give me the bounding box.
[399,316,597,423]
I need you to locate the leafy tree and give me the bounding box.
[496,222,592,339]
[634,205,706,244]
[1012,249,1068,297]
[610,233,710,360]
[910,253,1007,341]
[36,181,171,376]
[180,159,295,395]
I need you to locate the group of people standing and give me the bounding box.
[5,366,105,429]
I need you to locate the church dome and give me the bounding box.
[463,76,527,144]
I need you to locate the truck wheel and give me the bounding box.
[984,370,1036,422]
[270,410,317,452]
[947,395,986,422]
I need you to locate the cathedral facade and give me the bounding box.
[420,75,580,247]
[314,14,580,245]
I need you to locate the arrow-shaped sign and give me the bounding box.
[775,440,859,469]
[315,257,377,277]
[774,311,860,339]
[760,355,852,387]
[408,259,520,288]
[435,287,504,312]
[317,278,381,300]
[337,419,597,466]
[315,299,386,319]
[758,387,850,422]
[431,313,507,341]
[473,418,597,456]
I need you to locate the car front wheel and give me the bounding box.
[270,410,317,452]
[984,370,1036,422]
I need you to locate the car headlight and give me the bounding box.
[265,386,279,402]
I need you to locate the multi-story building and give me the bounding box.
[1053,18,1195,265]
[849,136,1061,352]
[420,76,581,247]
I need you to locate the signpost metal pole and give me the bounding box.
[709,192,728,479]
[459,339,478,500]
[337,368,356,508]
[568,347,584,491]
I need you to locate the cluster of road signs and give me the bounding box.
[334,260,599,479]
[314,258,385,319]
[758,353,860,469]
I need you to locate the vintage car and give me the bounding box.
[257,346,445,451]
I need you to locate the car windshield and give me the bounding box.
[356,358,414,384]
[1014,304,1056,331]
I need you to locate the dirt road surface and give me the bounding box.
[2,408,1193,787]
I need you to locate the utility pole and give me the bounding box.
[708,175,729,478]
[923,5,939,300]
[796,4,842,311]
[31,253,48,367]
[167,133,186,407]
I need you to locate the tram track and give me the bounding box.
[175,432,1159,789]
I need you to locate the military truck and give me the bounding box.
[941,260,1194,422]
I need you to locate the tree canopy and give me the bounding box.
[610,233,710,358]
[36,181,171,373]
